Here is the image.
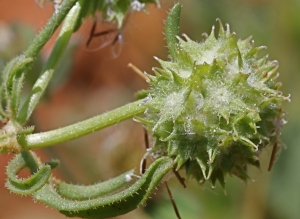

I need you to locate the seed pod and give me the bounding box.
[138,4,289,187]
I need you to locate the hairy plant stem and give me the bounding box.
[20,99,147,149]
[24,0,78,59]
[18,1,82,125]
[21,150,39,174]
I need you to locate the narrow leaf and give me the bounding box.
[34,157,173,219]
[56,169,135,200]
[165,3,182,61]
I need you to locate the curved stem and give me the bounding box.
[21,150,39,174]
[21,99,147,149]
[18,1,82,125]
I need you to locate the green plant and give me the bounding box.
[0,1,288,219]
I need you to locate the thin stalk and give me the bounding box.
[18,2,81,125]
[24,0,78,59]
[21,99,147,149]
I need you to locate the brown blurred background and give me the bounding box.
[0,0,299,218]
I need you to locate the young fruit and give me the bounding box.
[138,5,289,187]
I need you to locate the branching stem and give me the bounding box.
[18,1,81,124]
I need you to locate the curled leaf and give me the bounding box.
[6,153,51,195]
[33,157,173,219]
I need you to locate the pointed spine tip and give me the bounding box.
[225,23,230,34]
[210,25,216,36]
[182,33,191,41]
[202,32,209,39]
[216,18,224,35]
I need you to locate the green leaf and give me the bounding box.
[6,153,51,195]
[17,2,82,125]
[56,169,135,200]
[10,71,26,118]
[165,3,181,61]
[33,157,173,219]
[1,55,33,118]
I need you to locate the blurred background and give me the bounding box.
[0,0,299,218]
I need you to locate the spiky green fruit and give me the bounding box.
[138,19,289,187]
